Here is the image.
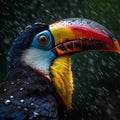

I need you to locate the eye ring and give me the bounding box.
[38,35,48,45]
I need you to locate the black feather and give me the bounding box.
[0,65,67,120]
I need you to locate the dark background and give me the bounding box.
[0,0,120,119]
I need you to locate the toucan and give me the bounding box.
[0,18,120,120]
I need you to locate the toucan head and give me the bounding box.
[8,18,120,110]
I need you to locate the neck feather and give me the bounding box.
[21,48,55,79]
[50,55,73,109]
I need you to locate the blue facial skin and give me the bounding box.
[30,30,54,50]
[30,30,56,62]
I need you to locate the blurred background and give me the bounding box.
[0,0,120,119]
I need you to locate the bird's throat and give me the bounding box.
[50,55,73,110]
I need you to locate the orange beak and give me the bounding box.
[50,18,120,56]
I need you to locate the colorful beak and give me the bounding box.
[50,18,120,56]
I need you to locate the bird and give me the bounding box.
[0,18,120,120]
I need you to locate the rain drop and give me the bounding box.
[24,81,29,84]
[106,108,112,115]
[20,88,24,91]
[24,108,28,111]
[25,25,32,29]
[4,99,11,105]
[33,112,39,116]
[31,102,34,106]
[20,99,25,103]
[17,78,20,81]
[10,96,14,98]
[3,88,7,92]
[17,106,21,109]
[11,82,14,85]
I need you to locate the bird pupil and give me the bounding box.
[41,36,46,42]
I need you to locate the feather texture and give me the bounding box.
[0,65,67,120]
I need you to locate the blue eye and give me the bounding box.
[30,30,54,50]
